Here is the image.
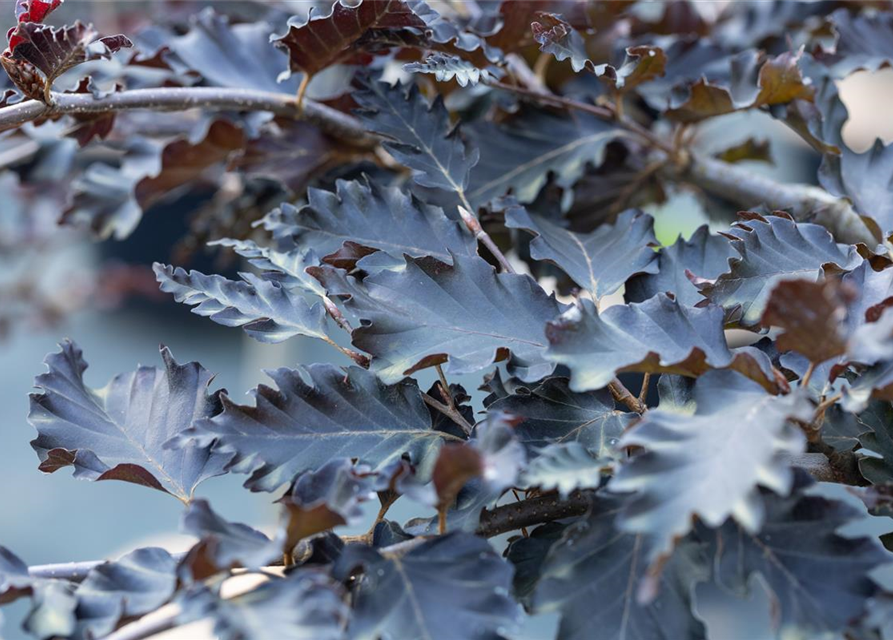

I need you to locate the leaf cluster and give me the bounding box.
[5,1,893,639]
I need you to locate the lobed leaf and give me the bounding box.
[154,264,330,344]
[703,473,889,633]
[312,253,563,383]
[625,225,736,307]
[169,364,449,492]
[260,177,475,266]
[338,532,522,640]
[29,341,229,501]
[532,496,708,640]
[274,0,426,77]
[697,213,860,328]
[353,76,478,198]
[465,108,624,209]
[505,206,658,299]
[610,370,811,561]
[544,295,780,393]
[485,376,633,455]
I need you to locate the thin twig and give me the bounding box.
[0,87,377,145]
[638,373,651,405]
[421,390,474,436]
[608,378,646,413]
[800,362,817,389]
[435,364,459,412]
[486,79,674,155]
[458,206,516,274]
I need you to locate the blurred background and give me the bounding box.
[1,1,893,639]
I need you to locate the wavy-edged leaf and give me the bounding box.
[697,213,861,327]
[64,138,162,240]
[545,295,779,393]
[704,473,889,634]
[273,0,426,77]
[466,108,624,209]
[404,53,498,87]
[181,499,282,572]
[29,341,228,502]
[210,238,326,297]
[165,9,302,94]
[625,225,736,306]
[337,532,522,640]
[610,370,811,561]
[532,496,708,640]
[280,458,377,549]
[761,278,853,364]
[179,572,348,640]
[154,264,330,344]
[170,364,450,492]
[486,376,633,455]
[230,119,346,196]
[4,20,131,101]
[819,8,893,77]
[817,77,893,235]
[531,12,592,73]
[135,119,246,211]
[73,548,177,640]
[521,442,607,497]
[260,177,475,266]
[354,76,478,198]
[506,206,658,298]
[311,253,563,383]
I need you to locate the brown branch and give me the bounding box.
[476,490,593,537]
[421,390,474,436]
[609,378,646,413]
[1,88,377,146]
[458,205,516,274]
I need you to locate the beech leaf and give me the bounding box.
[610,370,811,561]
[697,213,860,328]
[274,0,426,77]
[531,496,708,640]
[168,364,451,492]
[29,341,229,502]
[545,295,780,393]
[338,533,522,640]
[485,376,633,455]
[704,473,890,633]
[153,264,330,345]
[73,548,177,640]
[625,225,736,307]
[354,76,478,197]
[259,177,475,266]
[311,253,563,383]
[505,206,658,298]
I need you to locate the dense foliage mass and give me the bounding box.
[5,0,893,638]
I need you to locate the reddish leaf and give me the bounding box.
[761,279,855,364]
[274,0,426,76]
[135,119,246,210]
